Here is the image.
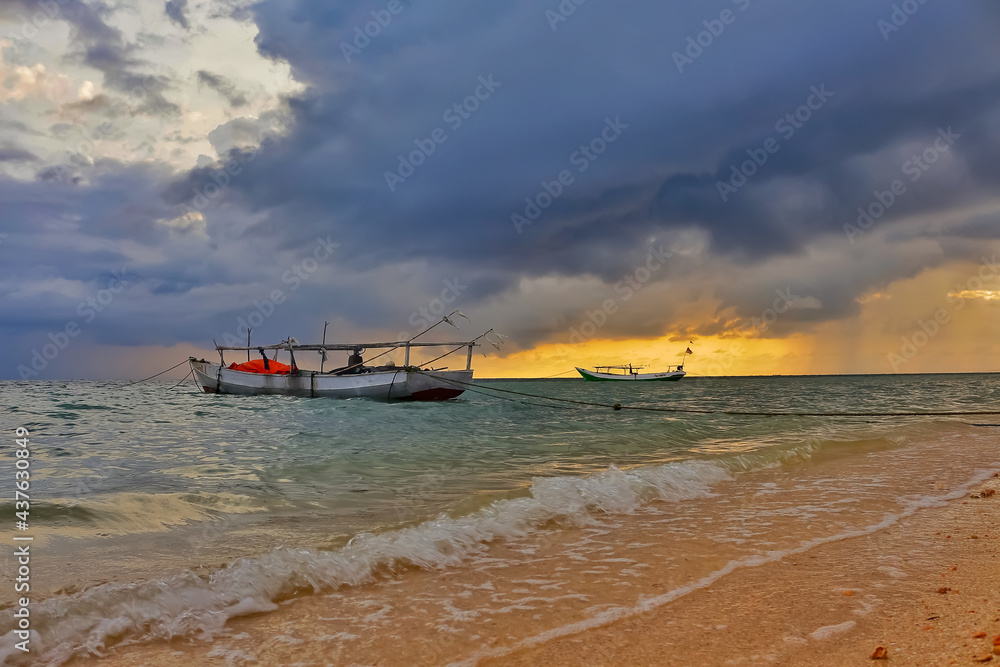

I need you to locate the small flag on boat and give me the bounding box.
[685,347,693,354]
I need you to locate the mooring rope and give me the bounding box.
[438,377,577,410]
[123,361,1000,418]
[120,359,191,387]
[413,370,1000,417]
[169,367,195,390]
[543,370,579,378]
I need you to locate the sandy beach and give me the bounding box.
[489,475,1000,667]
[60,432,999,667]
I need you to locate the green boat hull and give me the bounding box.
[575,367,685,382]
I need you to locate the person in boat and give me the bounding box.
[326,347,366,375]
[348,347,363,370]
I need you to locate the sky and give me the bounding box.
[2,0,1000,380]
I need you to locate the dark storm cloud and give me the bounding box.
[227,1,1000,281]
[152,1,1000,355]
[4,0,1000,376]
[644,74,1000,258]
[0,162,176,243]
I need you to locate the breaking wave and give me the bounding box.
[0,460,731,665]
[0,430,943,666]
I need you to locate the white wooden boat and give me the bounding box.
[575,364,685,382]
[189,338,480,401]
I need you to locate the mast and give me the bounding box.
[679,342,693,369]
[320,321,329,373]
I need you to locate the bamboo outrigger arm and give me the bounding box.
[213,341,481,351]
[215,339,485,372]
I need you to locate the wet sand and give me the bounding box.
[489,475,1000,667]
[69,448,999,666]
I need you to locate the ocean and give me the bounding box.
[1,374,998,665]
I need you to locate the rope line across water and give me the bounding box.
[120,359,191,387]
[414,370,1000,418]
[126,360,1000,418]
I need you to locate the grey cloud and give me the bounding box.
[164,0,189,29]
[0,147,38,162]
[3,0,1000,377]
[196,70,248,107]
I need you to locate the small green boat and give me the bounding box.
[575,364,685,381]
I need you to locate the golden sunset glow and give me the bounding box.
[948,290,1000,301]
[473,257,1000,378]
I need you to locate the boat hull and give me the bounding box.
[575,367,685,382]
[189,358,471,401]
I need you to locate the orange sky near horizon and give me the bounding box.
[471,258,1000,378]
[79,257,999,382]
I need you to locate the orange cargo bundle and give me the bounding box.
[228,358,293,374]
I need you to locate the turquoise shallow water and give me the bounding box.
[0,374,998,663]
[2,374,999,545]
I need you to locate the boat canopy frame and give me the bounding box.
[592,363,684,374]
[214,340,482,371]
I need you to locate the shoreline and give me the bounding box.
[488,474,1000,667]
[52,436,1000,667]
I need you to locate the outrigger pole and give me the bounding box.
[419,328,496,369]
[212,312,488,373]
[403,309,468,366]
[320,321,329,373]
[213,337,486,371]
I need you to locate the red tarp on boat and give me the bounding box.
[228,359,294,374]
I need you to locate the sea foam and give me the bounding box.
[0,460,730,666]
